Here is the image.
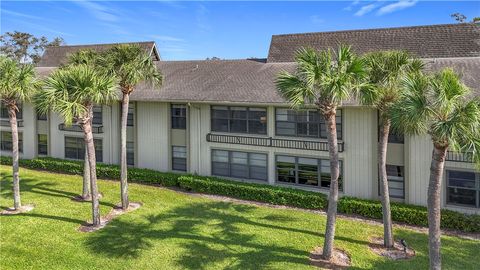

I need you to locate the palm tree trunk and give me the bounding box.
[82,149,91,199]
[322,110,340,260]
[378,117,394,248]
[7,104,21,210]
[81,120,101,226]
[120,93,130,210]
[428,145,447,270]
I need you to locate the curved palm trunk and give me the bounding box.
[428,145,447,270]
[82,150,91,199]
[322,110,340,260]
[378,117,394,248]
[7,104,21,210]
[81,120,101,226]
[120,93,130,210]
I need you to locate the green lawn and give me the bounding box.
[0,166,479,270]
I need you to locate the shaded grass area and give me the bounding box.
[0,166,479,270]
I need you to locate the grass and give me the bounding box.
[0,166,479,270]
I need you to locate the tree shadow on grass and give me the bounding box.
[0,173,116,208]
[85,201,370,269]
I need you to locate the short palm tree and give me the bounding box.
[65,49,101,200]
[276,45,366,260]
[390,69,480,270]
[0,55,40,211]
[359,50,423,247]
[101,44,162,210]
[35,64,117,226]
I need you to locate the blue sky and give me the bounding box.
[1,1,479,60]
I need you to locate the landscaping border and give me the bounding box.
[1,156,479,233]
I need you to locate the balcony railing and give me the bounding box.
[0,119,23,127]
[58,123,103,134]
[446,151,474,163]
[206,133,344,152]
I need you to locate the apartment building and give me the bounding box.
[1,23,479,214]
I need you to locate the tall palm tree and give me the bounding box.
[359,50,424,248]
[390,69,480,270]
[65,49,101,200]
[0,56,40,211]
[101,44,162,210]
[35,64,117,226]
[276,45,366,260]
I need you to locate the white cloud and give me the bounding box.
[196,4,211,32]
[149,35,184,42]
[354,4,378,17]
[310,15,324,24]
[73,0,119,22]
[344,0,361,11]
[377,0,418,15]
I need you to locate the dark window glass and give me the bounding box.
[92,106,102,125]
[171,104,186,129]
[127,141,134,166]
[388,130,404,144]
[64,137,102,162]
[0,131,23,152]
[447,170,479,208]
[275,109,342,139]
[38,134,48,155]
[37,111,47,121]
[172,146,187,171]
[1,104,22,119]
[211,106,266,134]
[378,165,405,199]
[211,150,267,181]
[276,155,343,190]
[127,105,134,127]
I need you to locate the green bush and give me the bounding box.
[1,156,479,232]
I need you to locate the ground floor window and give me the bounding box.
[64,136,103,162]
[127,141,134,166]
[378,165,405,199]
[172,146,187,171]
[447,170,479,208]
[211,149,267,181]
[0,131,23,152]
[276,155,343,190]
[38,134,48,155]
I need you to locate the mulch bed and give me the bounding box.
[309,246,351,269]
[368,237,415,260]
[0,204,35,215]
[78,202,142,233]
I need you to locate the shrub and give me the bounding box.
[1,156,479,232]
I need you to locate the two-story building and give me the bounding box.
[1,23,479,214]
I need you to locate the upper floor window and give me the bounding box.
[92,106,102,125]
[0,104,22,119]
[171,104,187,129]
[0,131,23,153]
[388,129,404,144]
[447,170,479,208]
[211,106,267,135]
[276,155,343,190]
[275,109,342,140]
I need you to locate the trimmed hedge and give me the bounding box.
[1,156,479,232]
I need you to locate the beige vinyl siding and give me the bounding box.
[136,102,169,171]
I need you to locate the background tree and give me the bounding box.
[101,44,162,210]
[276,45,366,260]
[0,56,40,210]
[35,64,117,226]
[360,50,423,248]
[65,49,101,200]
[451,13,467,23]
[390,69,480,270]
[0,31,64,63]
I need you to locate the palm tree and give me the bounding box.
[65,49,100,200]
[0,56,40,211]
[359,50,423,248]
[276,45,366,260]
[100,44,162,210]
[390,69,480,270]
[35,64,117,226]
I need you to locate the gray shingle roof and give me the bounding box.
[37,41,159,67]
[267,23,480,62]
